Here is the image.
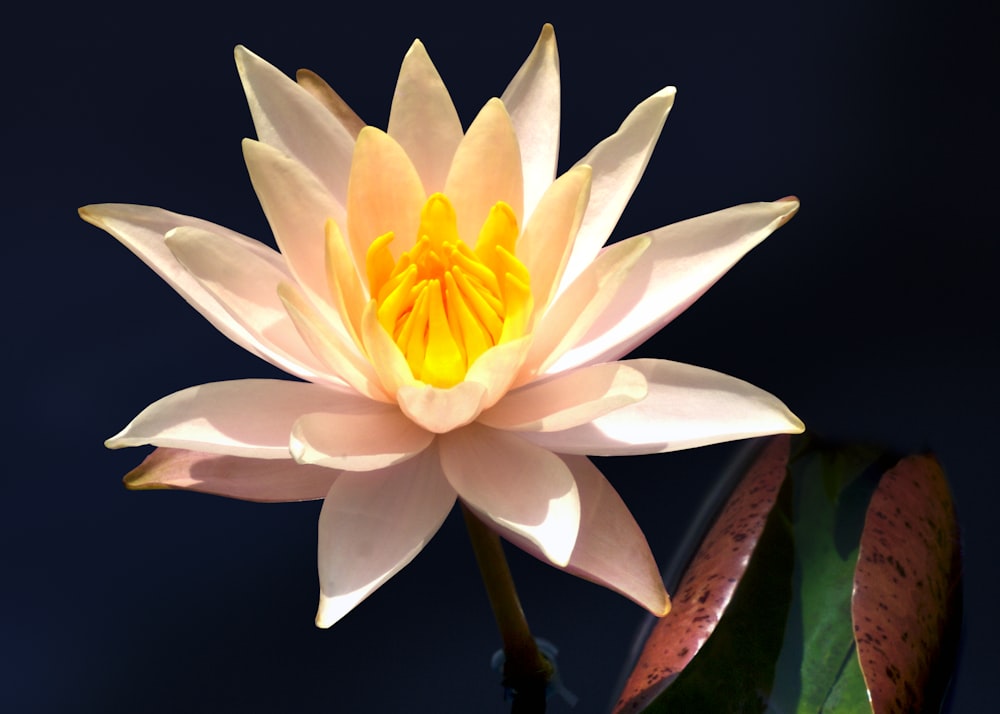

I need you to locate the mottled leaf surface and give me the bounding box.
[852,454,962,713]
[613,435,791,712]
[613,437,962,713]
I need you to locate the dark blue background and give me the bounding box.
[4,1,994,711]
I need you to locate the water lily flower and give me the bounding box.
[81,25,803,628]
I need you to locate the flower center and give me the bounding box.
[365,193,532,388]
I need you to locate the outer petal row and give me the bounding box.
[106,379,360,458]
[497,454,670,615]
[480,362,648,432]
[122,441,669,617]
[315,447,456,628]
[123,447,338,502]
[291,407,434,471]
[561,86,677,290]
[163,226,344,393]
[521,358,804,455]
[79,203,332,384]
[553,198,800,372]
[440,424,580,567]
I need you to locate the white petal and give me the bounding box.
[552,198,800,372]
[346,127,426,266]
[561,87,676,290]
[517,165,592,314]
[107,379,359,458]
[479,362,647,432]
[279,283,389,402]
[388,40,463,193]
[79,203,326,383]
[291,407,434,471]
[465,335,534,409]
[315,448,456,628]
[501,24,560,220]
[243,138,351,334]
[498,455,669,615]
[444,99,524,240]
[520,234,650,381]
[295,68,365,139]
[396,382,488,434]
[520,358,804,455]
[124,447,338,502]
[164,226,339,388]
[439,425,580,566]
[236,46,356,206]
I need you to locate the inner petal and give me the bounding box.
[365,193,532,388]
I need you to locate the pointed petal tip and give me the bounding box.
[233,44,254,70]
[653,590,672,617]
[533,24,558,57]
[405,38,428,56]
[122,468,170,491]
[78,205,102,228]
[657,86,678,110]
[484,95,509,113]
[314,600,338,629]
[788,411,806,434]
[104,431,130,450]
[775,195,800,225]
[78,204,114,227]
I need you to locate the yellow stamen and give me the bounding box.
[364,192,532,388]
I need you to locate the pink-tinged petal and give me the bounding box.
[501,23,560,219]
[295,68,365,140]
[387,40,463,194]
[290,406,434,471]
[79,203,327,383]
[517,165,592,313]
[520,358,804,456]
[107,379,357,458]
[552,198,800,372]
[316,447,456,628]
[465,335,534,409]
[561,88,676,290]
[163,226,340,387]
[521,235,651,381]
[242,139,349,331]
[236,46,356,205]
[500,455,669,615]
[396,382,489,434]
[278,283,389,402]
[479,362,647,432]
[323,219,367,344]
[124,447,338,502]
[444,99,524,241]
[346,127,426,265]
[439,424,580,566]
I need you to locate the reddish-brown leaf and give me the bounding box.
[613,435,790,712]
[852,454,961,713]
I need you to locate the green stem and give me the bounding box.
[462,503,553,713]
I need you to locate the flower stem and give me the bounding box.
[461,503,553,713]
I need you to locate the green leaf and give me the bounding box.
[769,440,889,713]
